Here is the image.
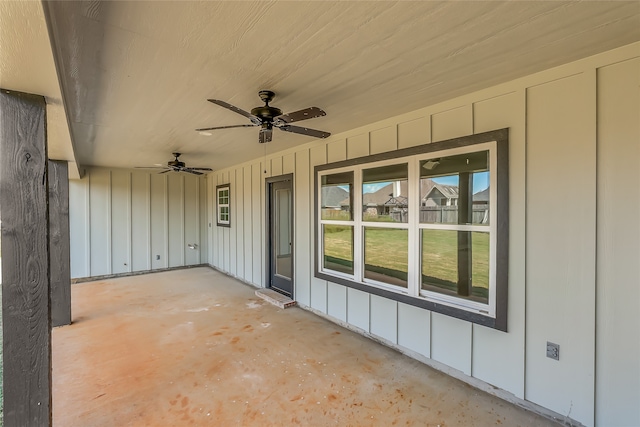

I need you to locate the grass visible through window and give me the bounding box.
[323,226,490,302]
[422,230,489,302]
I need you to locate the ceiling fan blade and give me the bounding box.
[188,167,213,171]
[196,124,257,132]
[274,107,326,125]
[135,166,166,169]
[159,169,172,174]
[259,128,273,144]
[207,99,262,125]
[182,169,204,175]
[278,125,331,139]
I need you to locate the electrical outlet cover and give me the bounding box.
[546,342,560,360]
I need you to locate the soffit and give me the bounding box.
[0,1,78,176]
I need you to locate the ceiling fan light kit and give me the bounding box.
[196,90,331,144]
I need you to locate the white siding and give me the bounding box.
[397,302,430,357]
[69,168,207,278]
[347,133,369,160]
[327,282,347,322]
[110,171,130,274]
[150,173,167,270]
[347,288,369,332]
[526,72,596,424]
[370,295,397,344]
[294,150,311,306]
[309,145,328,313]
[199,176,208,265]
[251,164,262,285]
[234,169,244,279]
[69,178,89,278]
[228,170,237,276]
[370,126,397,154]
[184,175,199,266]
[131,172,150,272]
[243,166,252,282]
[431,104,472,142]
[595,57,640,427]
[398,116,429,149]
[431,313,472,375]
[89,169,110,276]
[167,174,185,268]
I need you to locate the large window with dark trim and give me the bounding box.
[315,129,509,330]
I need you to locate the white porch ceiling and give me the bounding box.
[0,1,79,177]
[8,1,640,172]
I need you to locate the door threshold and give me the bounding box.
[255,289,297,309]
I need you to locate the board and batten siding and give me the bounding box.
[69,168,208,279]
[205,43,639,427]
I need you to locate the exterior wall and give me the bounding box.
[69,168,207,278]
[595,57,640,427]
[205,43,639,427]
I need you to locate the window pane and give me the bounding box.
[362,164,408,223]
[421,229,489,304]
[323,225,353,274]
[321,172,353,220]
[472,171,490,224]
[364,227,408,288]
[420,151,489,225]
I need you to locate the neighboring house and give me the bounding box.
[473,187,490,205]
[420,184,490,223]
[341,179,436,219]
[422,183,459,207]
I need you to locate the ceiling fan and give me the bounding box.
[196,90,331,144]
[136,153,212,175]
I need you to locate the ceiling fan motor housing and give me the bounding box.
[168,160,186,168]
[169,153,185,168]
[251,105,282,122]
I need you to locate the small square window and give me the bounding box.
[216,184,231,227]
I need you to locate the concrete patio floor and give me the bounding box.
[53,267,559,426]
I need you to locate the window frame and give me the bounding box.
[314,128,509,331]
[216,184,231,227]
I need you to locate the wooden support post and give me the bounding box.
[0,89,52,426]
[49,160,71,327]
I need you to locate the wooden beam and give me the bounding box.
[0,89,52,426]
[49,160,71,327]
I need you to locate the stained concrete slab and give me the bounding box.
[53,267,559,426]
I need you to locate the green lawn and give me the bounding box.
[422,229,489,301]
[323,226,490,301]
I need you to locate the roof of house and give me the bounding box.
[321,186,349,207]
[425,183,459,200]
[473,187,490,202]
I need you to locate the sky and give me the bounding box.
[432,171,490,193]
